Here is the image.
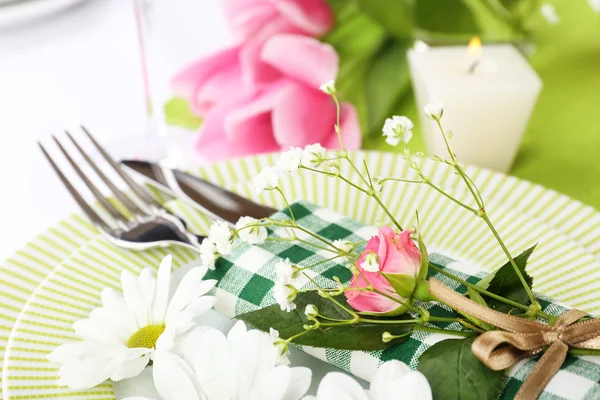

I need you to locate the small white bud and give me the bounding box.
[305,304,319,318]
[382,331,394,343]
[319,79,336,95]
[424,103,445,121]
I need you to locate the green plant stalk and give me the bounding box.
[434,119,538,309]
[429,264,554,321]
[276,187,295,223]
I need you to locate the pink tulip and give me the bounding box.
[222,0,334,42]
[345,228,422,315]
[172,34,361,161]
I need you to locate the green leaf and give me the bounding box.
[236,292,411,351]
[356,0,414,39]
[418,338,505,400]
[415,0,480,35]
[382,273,416,298]
[478,245,536,313]
[417,225,429,281]
[364,39,412,135]
[163,97,203,130]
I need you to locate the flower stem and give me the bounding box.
[276,187,295,223]
[415,325,474,337]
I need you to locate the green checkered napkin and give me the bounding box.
[205,201,600,399]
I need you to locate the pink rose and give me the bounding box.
[222,0,334,42]
[345,228,422,315]
[172,34,361,161]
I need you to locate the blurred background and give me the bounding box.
[0,0,599,255]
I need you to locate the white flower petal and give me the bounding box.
[101,288,139,335]
[316,372,369,400]
[48,342,94,364]
[152,255,172,324]
[231,330,278,399]
[107,347,152,382]
[383,371,432,400]
[259,366,311,400]
[369,360,412,399]
[165,266,209,323]
[122,269,150,328]
[122,397,157,400]
[152,350,207,400]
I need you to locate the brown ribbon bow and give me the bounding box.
[429,279,600,400]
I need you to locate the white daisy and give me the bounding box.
[313,360,432,400]
[123,322,310,400]
[382,116,414,146]
[208,220,233,255]
[277,147,303,174]
[48,256,217,389]
[361,251,380,272]
[424,103,445,121]
[302,143,327,168]
[236,216,268,245]
[254,166,280,194]
[199,238,218,270]
[319,79,336,95]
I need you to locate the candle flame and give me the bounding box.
[468,37,482,57]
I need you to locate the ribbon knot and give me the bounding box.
[429,279,600,400]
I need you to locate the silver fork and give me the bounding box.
[39,127,203,252]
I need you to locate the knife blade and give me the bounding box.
[120,160,276,224]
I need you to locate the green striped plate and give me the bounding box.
[2,151,600,399]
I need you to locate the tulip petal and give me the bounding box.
[240,39,282,88]
[261,34,338,89]
[276,0,334,36]
[271,81,336,148]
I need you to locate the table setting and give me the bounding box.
[2,1,600,399]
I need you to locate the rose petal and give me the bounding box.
[261,34,338,89]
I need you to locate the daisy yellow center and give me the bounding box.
[126,324,166,349]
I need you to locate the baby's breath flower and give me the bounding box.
[541,3,559,24]
[269,328,290,365]
[305,304,319,318]
[199,238,218,270]
[301,143,327,168]
[254,167,280,194]
[361,251,380,272]
[275,259,295,282]
[208,220,233,255]
[424,103,445,121]
[235,216,267,244]
[319,79,336,95]
[382,116,413,146]
[333,239,354,253]
[277,147,303,174]
[274,281,298,312]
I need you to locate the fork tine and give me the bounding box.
[52,135,129,224]
[81,126,163,209]
[65,130,145,216]
[39,142,111,231]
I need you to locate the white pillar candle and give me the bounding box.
[407,42,542,172]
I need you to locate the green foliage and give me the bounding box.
[476,245,536,313]
[236,292,411,350]
[418,338,505,400]
[163,97,203,130]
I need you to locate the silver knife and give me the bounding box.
[120,160,276,225]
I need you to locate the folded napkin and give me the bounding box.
[205,201,600,399]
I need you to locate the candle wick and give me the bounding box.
[468,58,480,74]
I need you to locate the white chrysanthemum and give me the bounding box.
[590,0,600,12]
[277,147,303,174]
[302,143,327,168]
[424,103,445,121]
[48,256,217,389]
[254,166,280,194]
[382,116,414,146]
[541,3,559,24]
[199,238,218,270]
[208,220,233,255]
[123,322,310,400]
[332,239,354,253]
[361,251,380,272]
[313,360,432,400]
[236,216,268,244]
[319,79,336,95]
